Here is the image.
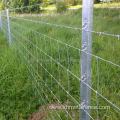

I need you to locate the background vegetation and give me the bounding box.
[1,0,120,11]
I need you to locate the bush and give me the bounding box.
[94,0,100,4]
[71,0,81,6]
[56,1,68,13]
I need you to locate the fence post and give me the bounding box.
[81,0,94,120]
[7,9,11,44]
[0,11,2,30]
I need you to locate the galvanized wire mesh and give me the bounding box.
[0,2,120,120]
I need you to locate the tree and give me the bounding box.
[112,0,120,2]
[41,0,52,8]
[56,1,68,13]
[0,0,9,10]
[28,0,42,13]
[0,0,42,12]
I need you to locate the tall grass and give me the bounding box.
[0,30,41,119]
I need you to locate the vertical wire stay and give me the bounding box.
[21,27,33,111]
[36,77,55,120]
[40,33,43,105]
[57,40,61,119]
[38,33,43,110]
[2,18,8,40]
[27,28,29,61]
[44,35,48,103]
[28,70,50,119]
[35,31,39,101]
[25,41,62,119]
[33,30,36,98]
[21,26,23,53]
[26,28,29,110]
[31,30,35,95]
[36,31,38,87]
[25,28,28,60]
[50,37,53,104]
[66,44,70,120]
[96,57,99,120]
[39,33,43,110]
[11,28,52,119]
[29,29,31,91]
[23,28,26,59]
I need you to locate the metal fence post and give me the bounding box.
[7,9,11,44]
[0,11,2,30]
[81,0,94,120]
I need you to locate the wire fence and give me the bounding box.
[0,1,120,120]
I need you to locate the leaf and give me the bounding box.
[0,113,6,120]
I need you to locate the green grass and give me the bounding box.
[0,8,120,120]
[0,112,6,120]
[94,2,120,8]
[0,31,40,119]
[41,3,120,10]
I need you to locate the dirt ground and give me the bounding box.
[28,113,47,120]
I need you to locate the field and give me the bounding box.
[41,3,120,10]
[0,8,120,120]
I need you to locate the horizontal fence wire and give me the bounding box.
[3,18,120,68]
[2,15,119,39]
[0,3,120,120]
[3,16,120,97]
[1,17,9,39]
[9,20,94,119]
[8,18,120,110]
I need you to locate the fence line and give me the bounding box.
[2,17,120,68]
[2,21,95,119]
[2,14,120,109]
[1,8,120,39]
[0,1,120,120]
[2,16,120,110]
[3,15,119,39]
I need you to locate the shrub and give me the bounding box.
[56,1,68,13]
[94,0,100,4]
[71,0,81,6]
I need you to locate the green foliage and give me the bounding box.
[0,113,6,120]
[67,0,82,6]
[41,0,52,8]
[94,0,100,4]
[10,0,25,13]
[0,1,9,10]
[71,0,80,6]
[56,1,68,13]
[112,0,120,3]
[0,0,42,13]
[0,30,39,120]
[66,0,101,6]
[28,0,41,13]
